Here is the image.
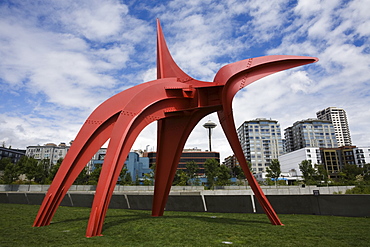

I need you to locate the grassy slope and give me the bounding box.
[0,203,369,246]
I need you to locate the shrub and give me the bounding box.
[345,185,370,194]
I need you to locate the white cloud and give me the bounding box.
[61,1,129,41]
[141,67,156,83]
[241,0,291,42]
[343,0,370,37]
[0,112,80,149]
[259,0,370,151]
[0,1,151,110]
[153,1,252,80]
[294,0,322,18]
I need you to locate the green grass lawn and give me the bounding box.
[0,203,369,246]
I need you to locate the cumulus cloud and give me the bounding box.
[0,1,152,108]
[242,0,291,42]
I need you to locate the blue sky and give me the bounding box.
[0,0,369,161]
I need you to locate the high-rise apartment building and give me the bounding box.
[316,107,352,146]
[237,118,283,173]
[284,118,338,152]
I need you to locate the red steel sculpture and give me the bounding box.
[33,19,318,237]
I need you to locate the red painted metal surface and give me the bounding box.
[33,19,318,237]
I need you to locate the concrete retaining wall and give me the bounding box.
[1,192,369,217]
[0,184,354,194]
[0,185,205,192]
[204,195,254,213]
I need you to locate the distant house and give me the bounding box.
[89,148,151,182]
[26,142,152,181]
[0,146,26,164]
[145,148,220,176]
[26,142,70,166]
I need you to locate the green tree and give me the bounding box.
[173,170,188,186]
[216,165,231,186]
[363,163,370,182]
[315,164,329,185]
[265,178,275,186]
[150,163,156,174]
[134,174,140,185]
[232,165,246,185]
[21,156,40,183]
[47,158,63,183]
[88,164,102,185]
[204,159,220,189]
[2,156,34,184]
[119,167,127,184]
[138,163,156,186]
[73,167,88,185]
[142,172,154,185]
[266,159,281,186]
[124,172,133,185]
[119,168,132,185]
[232,165,245,179]
[33,159,50,184]
[0,158,13,184]
[185,161,199,185]
[2,162,20,184]
[340,164,364,184]
[299,160,317,185]
[0,157,12,171]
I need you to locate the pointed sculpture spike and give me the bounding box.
[156,19,192,80]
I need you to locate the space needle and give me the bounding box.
[203,120,217,152]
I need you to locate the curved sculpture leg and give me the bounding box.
[152,109,215,217]
[33,115,118,227]
[211,55,318,226]
[86,115,140,237]
[86,98,193,237]
[217,109,283,225]
[152,116,196,216]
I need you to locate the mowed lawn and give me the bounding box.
[0,203,369,246]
